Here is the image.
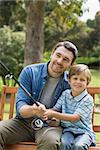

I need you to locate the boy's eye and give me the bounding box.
[80,78,86,82]
[73,77,78,80]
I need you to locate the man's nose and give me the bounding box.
[57,58,63,64]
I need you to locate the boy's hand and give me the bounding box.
[43,109,55,118]
[43,109,60,127]
[46,118,60,127]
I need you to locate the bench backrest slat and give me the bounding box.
[0,85,18,120]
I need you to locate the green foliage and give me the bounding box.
[66,20,92,56]
[0,0,26,31]
[44,0,84,51]
[86,19,96,28]
[43,51,51,62]
[86,11,100,57]
[44,1,99,59]
[90,45,100,57]
[76,57,99,64]
[90,69,100,87]
[0,1,16,27]
[0,26,25,85]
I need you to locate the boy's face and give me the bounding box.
[68,72,88,96]
[48,46,74,78]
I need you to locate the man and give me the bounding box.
[0,41,78,150]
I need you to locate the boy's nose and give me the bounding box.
[76,80,81,84]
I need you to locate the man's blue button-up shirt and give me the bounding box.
[16,62,70,118]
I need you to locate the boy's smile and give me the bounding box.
[68,72,88,96]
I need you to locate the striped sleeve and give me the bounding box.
[74,95,93,120]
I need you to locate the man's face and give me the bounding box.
[48,46,74,77]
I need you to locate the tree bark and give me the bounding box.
[24,0,46,66]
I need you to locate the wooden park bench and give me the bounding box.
[0,85,100,150]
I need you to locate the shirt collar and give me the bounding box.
[64,71,69,81]
[41,62,48,79]
[69,89,88,101]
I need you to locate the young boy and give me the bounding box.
[43,64,96,150]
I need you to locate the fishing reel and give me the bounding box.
[31,118,44,130]
[31,117,60,130]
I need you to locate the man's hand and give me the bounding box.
[19,102,46,118]
[32,102,46,117]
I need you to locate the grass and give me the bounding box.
[89,69,100,87]
[95,114,100,142]
[76,57,100,64]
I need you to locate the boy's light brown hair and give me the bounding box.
[68,64,92,85]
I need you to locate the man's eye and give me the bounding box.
[63,58,69,62]
[56,54,61,57]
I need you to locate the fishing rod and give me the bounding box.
[0,61,39,106]
[0,60,45,130]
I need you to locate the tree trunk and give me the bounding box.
[24,0,46,66]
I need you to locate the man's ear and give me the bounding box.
[71,62,76,65]
[50,54,53,59]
